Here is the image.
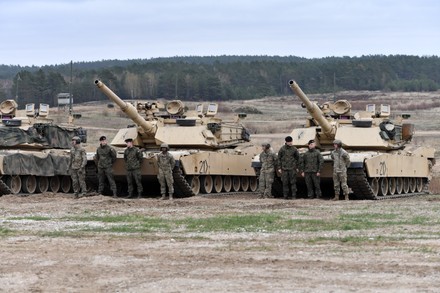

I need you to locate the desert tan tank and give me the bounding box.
[94,80,260,197]
[280,80,435,199]
[0,99,87,196]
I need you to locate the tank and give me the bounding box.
[94,80,260,197]
[0,99,87,196]
[281,80,436,199]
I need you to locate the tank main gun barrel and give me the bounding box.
[288,80,334,136]
[94,80,156,135]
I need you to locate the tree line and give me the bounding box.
[1,55,439,107]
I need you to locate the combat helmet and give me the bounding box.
[333,139,342,147]
[160,143,169,150]
[72,136,81,144]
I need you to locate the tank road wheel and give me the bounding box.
[200,175,213,194]
[223,176,232,192]
[388,177,396,196]
[61,176,72,193]
[213,176,223,193]
[187,176,200,196]
[396,177,403,194]
[249,177,258,192]
[36,177,49,193]
[369,178,379,197]
[241,176,249,192]
[409,177,417,193]
[232,176,241,192]
[22,175,37,194]
[416,178,424,192]
[49,176,61,193]
[6,176,22,194]
[403,177,410,194]
[378,178,388,196]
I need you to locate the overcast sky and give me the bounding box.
[0,0,439,66]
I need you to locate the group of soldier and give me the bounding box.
[68,136,175,200]
[68,134,350,200]
[258,136,351,200]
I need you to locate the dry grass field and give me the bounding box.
[1,90,440,292]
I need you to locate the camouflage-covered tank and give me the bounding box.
[93,80,260,197]
[271,80,435,199]
[0,100,87,196]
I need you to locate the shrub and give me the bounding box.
[234,106,263,114]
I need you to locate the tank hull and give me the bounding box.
[0,149,75,195]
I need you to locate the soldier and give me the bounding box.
[69,136,87,199]
[123,138,143,198]
[258,143,277,198]
[157,143,176,200]
[331,139,351,200]
[300,139,324,199]
[277,136,300,199]
[95,135,117,198]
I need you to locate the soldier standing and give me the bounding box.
[277,136,300,199]
[258,143,277,198]
[331,139,351,200]
[123,138,143,198]
[69,136,87,199]
[157,143,176,200]
[300,139,324,199]
[95,135,117,197]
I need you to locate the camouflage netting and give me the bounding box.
[0,124,87,149]
[0,152,70,176]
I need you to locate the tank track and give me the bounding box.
[0,178,12,196]
[172,167,195,197]
[347,168,429,200]
[85,163,99,192]
[347,169,375,200]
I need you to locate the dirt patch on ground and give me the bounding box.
[1,193,439,292]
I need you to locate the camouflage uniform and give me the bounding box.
[259,148,277,198]
[124,146,143,198]
[277,144,300,198]
[331,147,350,200]
[300,148,324,198]
[69,141,87,198]
[157,144,176,200]
[96,144,117,197]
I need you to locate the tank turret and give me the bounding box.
[95,79,250,149]
[288,79,416,151]
[0,99,86,149]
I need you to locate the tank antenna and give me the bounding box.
[69,60,73,115]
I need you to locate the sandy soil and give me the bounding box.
[1,193,439,292]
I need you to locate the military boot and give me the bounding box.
[332,196,339,201]
[344,193,349,200]
[169,193,173,200]
[74,192,79,199]
[112,190,117,198]
[160,194,167,200]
